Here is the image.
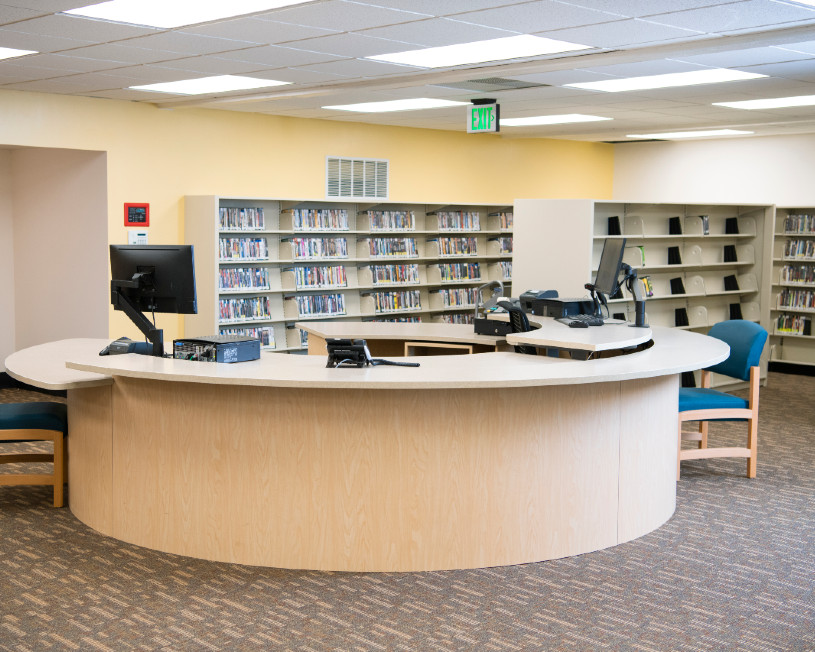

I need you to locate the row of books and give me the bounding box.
[369,316,423,323]
[368,210,415,231]
[371,263,420,285]
[288,237,348,259]
[370,290,422,313]
[493,237,513,254]
[439,262,481,282]
[433,237,478,256]
[290,209,349,231]
[436,211,480,231]
[498,261,512,279]
[778,288,815,310]
[220,326,276,348]
[293,265,347,289]
[436,287,479,307]
[783,239,815,259]
[220,237,268,261]
[219,296,272,322]
[219,207,265,231]
[496,212,513,230]
[783,214,815,234]
[780,264,815,284]
[440,313,474,324]
[219,267,270,291]
[369,237,418,258]
[776,314,812,336]
[295,293,346,317]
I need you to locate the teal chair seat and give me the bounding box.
[678,320,767,479]
[0,401,68,507]
[679,388,748,413]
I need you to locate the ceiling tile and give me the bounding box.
[558,0,739,19]
[740,59,815,82]
[10,14,157,42]
[294,57,415,78]
[359,17,515,47]
[0,4,46,24]
[215,44,345,67]
[149,56,270,76]
[540,17,704,48]
[180,17,338,44]
[672,46,815,68]
[285,32,418,58]
[453,0,624,33]
[0,25,94,52]
[778,40,815,56]
[345,0,522,16]
[125,32,259,56]
[644,0,815,34]
[256,0,429,31]
[61,43,188,65]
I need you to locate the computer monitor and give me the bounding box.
[592,237,627,298]
[109,244,197,356]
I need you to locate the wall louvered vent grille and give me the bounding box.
[326,157,388,200]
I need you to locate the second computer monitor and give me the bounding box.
[593,237,627,298]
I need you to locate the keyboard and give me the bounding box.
[556,314,604,326]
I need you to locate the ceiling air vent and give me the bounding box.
[326,157,389,200]
[431,77,549,92]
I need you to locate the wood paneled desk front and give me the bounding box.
[5,324,727,572]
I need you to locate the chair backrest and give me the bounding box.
[497,301,536,355]
[706,320,768,381]
[497,301,531,333]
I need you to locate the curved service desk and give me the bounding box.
[5,322,727,572]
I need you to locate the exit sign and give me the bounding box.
[467,102,500,133]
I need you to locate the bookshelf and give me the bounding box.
[769,208,815,368]
[513,199,774,387]
[184,197,513,352]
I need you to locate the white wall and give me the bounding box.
[0,151,14,370]
[613,133,815,207]
[1,147,108,367]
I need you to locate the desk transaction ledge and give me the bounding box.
[34,327,730,391]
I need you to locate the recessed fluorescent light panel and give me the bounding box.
[714,94,815,110]
[501,114,611,127]
[566,69,766,93]
[323,98,469,113]
[368,35,591,69]
[0,46,37,60]
[130,75,290,95]
[64,0,311,29]
[627,129,754,140]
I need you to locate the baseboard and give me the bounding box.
[768,361,815,377]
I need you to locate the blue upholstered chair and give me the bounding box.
[678,320,768,479]
[0,402,68,507]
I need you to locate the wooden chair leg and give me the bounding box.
[53,432,64,508]
[698,420,708,449]
[746,417,758,479]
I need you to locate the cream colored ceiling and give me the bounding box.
[2,0,815,141]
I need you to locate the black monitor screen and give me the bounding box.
[110,245,197,314]
[593,238,626,297]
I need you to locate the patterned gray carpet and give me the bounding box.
[0,373,813,651]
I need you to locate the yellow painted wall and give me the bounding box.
[0,89,613,340]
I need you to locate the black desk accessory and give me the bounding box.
[325,339,419,368]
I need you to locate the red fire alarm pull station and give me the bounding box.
[124,203,150,227]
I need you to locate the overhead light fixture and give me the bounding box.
[501,114,612,126]
[64,0,311,29]
[367,35,591,69]
[130,75,290,95]
[0,46,37,60]
[714,94,815,110]
[566,69,766,93]
[323,98,469,113]
[627,129,754,140]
